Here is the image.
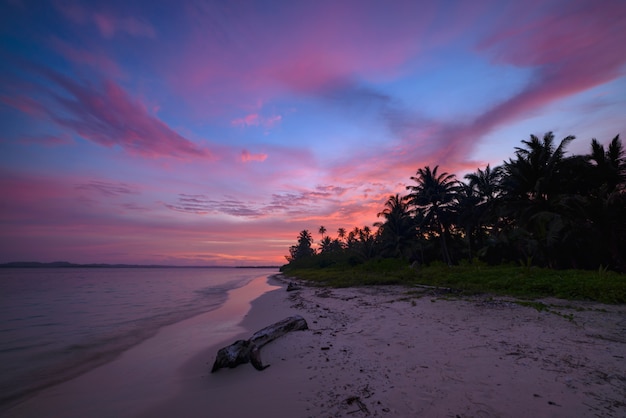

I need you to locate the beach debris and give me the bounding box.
[315,289,333,298]
[345,396,370,415]
[211,315,309,373]
[287,282,302,291]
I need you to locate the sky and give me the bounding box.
[1,0,625,266]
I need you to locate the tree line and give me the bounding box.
[286,133,626,272]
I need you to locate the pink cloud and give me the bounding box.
[231,113,282,128]
[168,2,438,107]
[334,0,626,182]
[0,94,47,117]
[258,2,435,93]
[264,114,282,128]
[55,2,156,39]
[3,0,624,267]
[0,170,377,266]
[160,182,357,223]
[49,36,125,78]
[231,113,260,127]
[93,13,156,39]
[434,1,626,162]
[38,69,211,159]
[240,150,268,163]
[93,13,116,38]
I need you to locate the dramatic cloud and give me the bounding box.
[331,0,626,179]
[164,184,355,221]
[40,70,212,159]
[1,0,624,265]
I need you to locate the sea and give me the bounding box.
[0,267,278,410]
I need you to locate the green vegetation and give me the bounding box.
[281,132,625,304]
[282,258,626,304]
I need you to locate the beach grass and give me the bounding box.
[281,258,626,304]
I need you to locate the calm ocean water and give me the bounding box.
[0,267,278,409]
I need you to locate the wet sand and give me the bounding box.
[5,275,282,418]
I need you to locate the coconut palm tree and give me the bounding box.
[462,164,504,259]
[406,166,457,265]
[584,135,626,270]
[452,183,481,261]
[503,132,575,201]
[286,229,315,262]
[587,135,625,195]
[319,236,334,253]
[500,132,577,266]
[464,164,502,203]
[374,194,415,258]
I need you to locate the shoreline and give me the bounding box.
[138,274,315,417]
[7,274,625,417]
[146,275,626,417]
[4,273,284,418]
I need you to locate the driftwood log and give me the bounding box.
[211,315,308,373]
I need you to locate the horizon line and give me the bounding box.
[0,261,282,269]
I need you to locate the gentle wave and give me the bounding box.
[0,267,277,410]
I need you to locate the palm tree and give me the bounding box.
[406,166,457,265]
[452,183,481,261]
[337,227,346,242]
[318,225,327,240]
[358,226,375,260]
[346,227,360,250]
[374,194,415,258]
[587,135,625,195]
[286,229,315,262]
[319,236,333,253]
[464,164,502,202]
[584,135,626,270]
[500,132,577,267]
[503,132,575,201]
[463,164,504,258]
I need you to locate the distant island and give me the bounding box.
[0,262,279,269]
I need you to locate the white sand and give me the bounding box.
[7,275,626,418]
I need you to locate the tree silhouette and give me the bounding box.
[285,229,315,262]
[337,227,347,242]
[503,132,575,201]
[587,135,625,195]
[463,164,504,260]
[406,166,457,265]
[584,135,626,270]
[500,133,577,266]
[452,183,481,261]
[375,194,414,259]
[284,132,625,272]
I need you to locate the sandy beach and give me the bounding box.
[7,274,626,417]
